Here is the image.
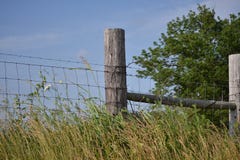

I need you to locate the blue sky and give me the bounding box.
[0,0,239,65]
[0,0,239,116]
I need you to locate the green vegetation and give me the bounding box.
[0,103,240,160]
[133,5,240,99]
[133,5,240,126]
[1,5,240,160]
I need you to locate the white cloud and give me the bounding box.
[0,33,63,50]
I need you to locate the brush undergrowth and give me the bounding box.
[0,102,240,160]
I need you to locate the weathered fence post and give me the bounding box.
[229,54,240,135]
[104,28,127,115]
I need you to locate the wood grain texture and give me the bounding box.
[104,29,127,115]
[229,54,240,135]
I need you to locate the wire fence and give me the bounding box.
[0,52,155,123]
[0,53,106,124]
[0,52,232,126]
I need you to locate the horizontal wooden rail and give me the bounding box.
[127,92,236,110]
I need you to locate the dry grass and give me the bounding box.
[0,105,240,160]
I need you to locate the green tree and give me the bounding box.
[133,5,240,126]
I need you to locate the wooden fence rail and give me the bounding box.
[127,92,236,110]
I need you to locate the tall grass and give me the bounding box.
[0,102,240,160]
[1,71,239,159]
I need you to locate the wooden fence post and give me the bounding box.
[104,28,127,115]
[229,54,240,135]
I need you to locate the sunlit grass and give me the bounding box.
[0,103,240,160]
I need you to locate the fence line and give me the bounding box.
[0,54,235,105]
[104,28,240,135]
[1,29,239,135]
[0,52,153,115]
[0,55,105,124]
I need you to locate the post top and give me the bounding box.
[229,53,240,57]
[104,28,125,32]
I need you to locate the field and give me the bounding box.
[0,101,240,160]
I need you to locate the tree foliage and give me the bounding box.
[134,5,240,100]
[133,5,240,126]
